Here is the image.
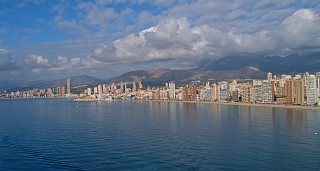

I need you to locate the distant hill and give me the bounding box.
[105,52,320,83]
[15,75,102,91]
[105,66,266,83]
[196,52,320,74]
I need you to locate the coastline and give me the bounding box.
[75,98,320,111]
[149,100,320,111]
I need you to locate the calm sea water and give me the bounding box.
[1,98,320,171]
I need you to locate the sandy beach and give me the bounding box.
[134,100,320,111]
[75,98,320,111]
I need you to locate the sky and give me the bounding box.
[0,0,320,81]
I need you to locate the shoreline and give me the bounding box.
[75,98,320,111]
[140,100,320,111]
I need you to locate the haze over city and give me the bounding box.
[1,0,320,81]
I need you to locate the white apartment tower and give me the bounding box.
[87,88,92,96]
[168,82,176,100]
[66,78,70,95]
[267,72,272,81]
[261,80,272,103]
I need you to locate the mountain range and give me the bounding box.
[1,75,102,92]
[196,53,320,74]
[2,52,320,92]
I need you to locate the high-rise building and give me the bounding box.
[261,80,272,103]
[307,75,316,89]
[271,80,276,102]
[307,88,318,105]
[249,85,256,103]
[87,88,92,96]
[132,82,136,91]
[285,79,295,104]
[111,83,116,94]
[240,83,250,103]
[47,88,53,97]
[294,79,305,104]
[254,81,262,102]
[232,90,239,101]
[220,88,229,101]
[138,82,143,89]
[168,82,175,100]
[120,82,124,92]
[182,85,196,101]
[303,72,309,86]
[103,84,107,94]
[153,88,160,100]
[67,78,70,95]
[98,84,102,95]
[60,86,65,97]
[267,72,272,81]
[40,89,46,95]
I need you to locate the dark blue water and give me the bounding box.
[1,98,320,170]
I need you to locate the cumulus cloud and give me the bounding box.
[4,1,320,78]
[87,9,320,67]
[25,54,51,68]
[0,49,21,71]
[276,9,320,49]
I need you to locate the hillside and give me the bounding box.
[197,53,320,74]
[17,75,102,91]
[105,66,266,83]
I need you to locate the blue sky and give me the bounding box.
[1,0,320,81]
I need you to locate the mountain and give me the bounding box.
[3,52,320,92]
[105,52,320,83]
[11,75,102,91]
[196,53,320,74]
[105,66,265,83]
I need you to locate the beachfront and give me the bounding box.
[74,98,320,111]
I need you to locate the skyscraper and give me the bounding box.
[138,82,143,89]
[103,84,107,94]
[67,78,70,96]
[267,72,272,81]
[98,84,102,95]
[132,82,136,91]
[60,86,65,97]
[120,82,124,91]
[285,79,295,104]
[294,79,305,104]
[87,88,92,96]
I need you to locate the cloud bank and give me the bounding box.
[90,9,320,66]
[2,0,320,80]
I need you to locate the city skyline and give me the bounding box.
[4,71,320,107]
[1,0,320,81]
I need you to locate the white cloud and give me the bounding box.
[3,0,320,79]
[32,68,42,74]
[77,2,118,26]
[86,9,320,67]
[25,54,51,68]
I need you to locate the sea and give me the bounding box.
[1,98,320,171]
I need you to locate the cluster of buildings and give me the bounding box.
[4,71,320,106]
[3,78,72,98]
[80,72,320,106]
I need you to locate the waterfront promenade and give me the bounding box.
[74,98,320,111]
